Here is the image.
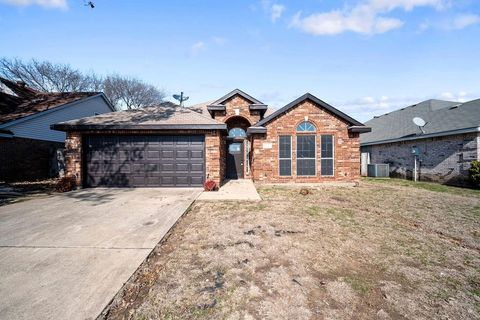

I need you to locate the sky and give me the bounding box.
[0,0,479,121]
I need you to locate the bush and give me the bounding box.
[56,176,77,192]
[468,160,480,188]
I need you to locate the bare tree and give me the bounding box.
[0,58,100,92]
[103,75,166,109]
[0,57,166,110]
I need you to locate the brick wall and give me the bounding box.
[63,130,225,188]
[212,95,262,125]
[364,132,479,186]
[0,137,64,182]
[251,100,361,183]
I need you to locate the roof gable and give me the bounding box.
[210,89,263,105]
[255,93,365,127]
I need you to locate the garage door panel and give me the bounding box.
[85,135,205,187]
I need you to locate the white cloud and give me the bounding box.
[290,0,447,35]
[0,0,67,9]
[420,14,480,31]
[439,91,468,102]
[189,41,206,57]
[260,1,286,23]
[452,14,480,29]
[271,4,285,22]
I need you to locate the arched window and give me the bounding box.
[228,127,247,138]
[296,121,316,132]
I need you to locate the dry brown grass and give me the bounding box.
[103,180,480,320]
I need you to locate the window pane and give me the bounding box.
[296,121,316,132]
[228,127,246,137]
[321,135,333,158]
[321,159,334,176]
[279,136,291,159]
[279,159,291,176]
[297,135,315,158]
[297,159,315,176]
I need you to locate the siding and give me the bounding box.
[3,95,112,143]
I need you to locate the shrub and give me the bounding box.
[56,176,77,192]
[468,160,480,188]
[203,179,217,191]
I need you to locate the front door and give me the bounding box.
[226,141,244,179]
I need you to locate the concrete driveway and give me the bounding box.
[0,188,201,320]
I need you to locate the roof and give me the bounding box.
[0,77,113,126]
[255,93,367,128]
[188,100,214,115]
[360,99,480,146]
[52,101,227,131]
[210,89,263,105]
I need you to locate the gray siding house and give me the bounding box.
[360,99,480,186]
[0,78,114,181]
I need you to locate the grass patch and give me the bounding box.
[363,177,480,197]
[325,207,356,225]
[305,205,321,216]
[345,276,372,295]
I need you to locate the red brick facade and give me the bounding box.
[251,100,361,183]
[62,93,362,188]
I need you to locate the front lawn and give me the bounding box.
[104,180,480,320]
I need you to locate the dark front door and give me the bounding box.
[226,141,244,179]
[85,135,205,187]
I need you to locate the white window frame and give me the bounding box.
[320,134,335,177]
[296,134,316,176]
[278,135,292,176]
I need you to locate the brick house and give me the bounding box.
[0,77,114,181]
[360,99,480,186]
[52,89,370,188]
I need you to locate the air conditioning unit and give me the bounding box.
[367,164,390,178]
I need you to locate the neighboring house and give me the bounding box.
[0,77,115,181]
[52,89,370,188]
[360,99,480,186]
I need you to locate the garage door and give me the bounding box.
[85,135,205,187]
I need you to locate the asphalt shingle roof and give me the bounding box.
[360,99,480,145]
[0,77,101,125]
[52,101,226,131]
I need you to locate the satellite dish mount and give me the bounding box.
[412,117,427,134]
[173,92,189,106]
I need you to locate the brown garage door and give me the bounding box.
[85,135,205,187]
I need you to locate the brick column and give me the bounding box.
[65,132,82,187]
[205,131,224,186]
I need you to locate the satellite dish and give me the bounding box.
[172,92,189,106]
[413,117,426,127]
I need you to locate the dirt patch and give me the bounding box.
[102,180,480,320]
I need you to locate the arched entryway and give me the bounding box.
[225,116,250,179]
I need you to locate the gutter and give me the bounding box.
[361,126,480,146]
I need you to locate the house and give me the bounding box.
[0,77,115,181]
[360,99,480,186]
[51,89,370,188]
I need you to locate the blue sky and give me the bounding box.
[0,0,479,121]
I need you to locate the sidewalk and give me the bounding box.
[197,179,261,201]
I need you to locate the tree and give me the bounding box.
[0,57,165,110]
[103,75,166,110]
[0,58,100,92]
